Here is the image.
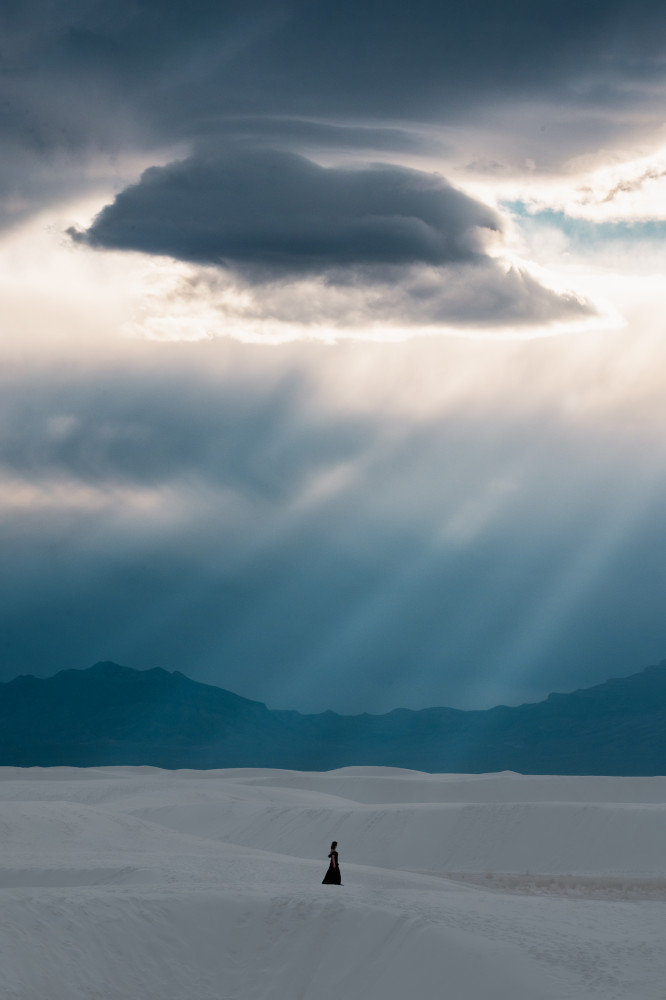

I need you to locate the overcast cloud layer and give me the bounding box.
[5,0,666,231]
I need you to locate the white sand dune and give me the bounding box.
[0,767,664,999]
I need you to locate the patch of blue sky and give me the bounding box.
[502,201,666,247]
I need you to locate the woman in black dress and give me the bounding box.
[322,840,342,884]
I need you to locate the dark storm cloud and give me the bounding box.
[72,150,499,272]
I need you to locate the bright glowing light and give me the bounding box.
[488,145,666,223]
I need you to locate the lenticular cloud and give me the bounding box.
[71,148,597,334]
[73,149,500,272]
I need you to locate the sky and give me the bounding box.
[3,0,666,714]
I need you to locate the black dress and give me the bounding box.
[322,850,341,884]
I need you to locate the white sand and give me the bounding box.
[0,766,664,999]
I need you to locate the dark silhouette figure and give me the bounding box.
[322,840,342,884]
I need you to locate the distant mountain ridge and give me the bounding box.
[1,660,665,774]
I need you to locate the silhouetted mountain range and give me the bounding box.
[1,660,665,774]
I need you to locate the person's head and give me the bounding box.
[330,841,337,850]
